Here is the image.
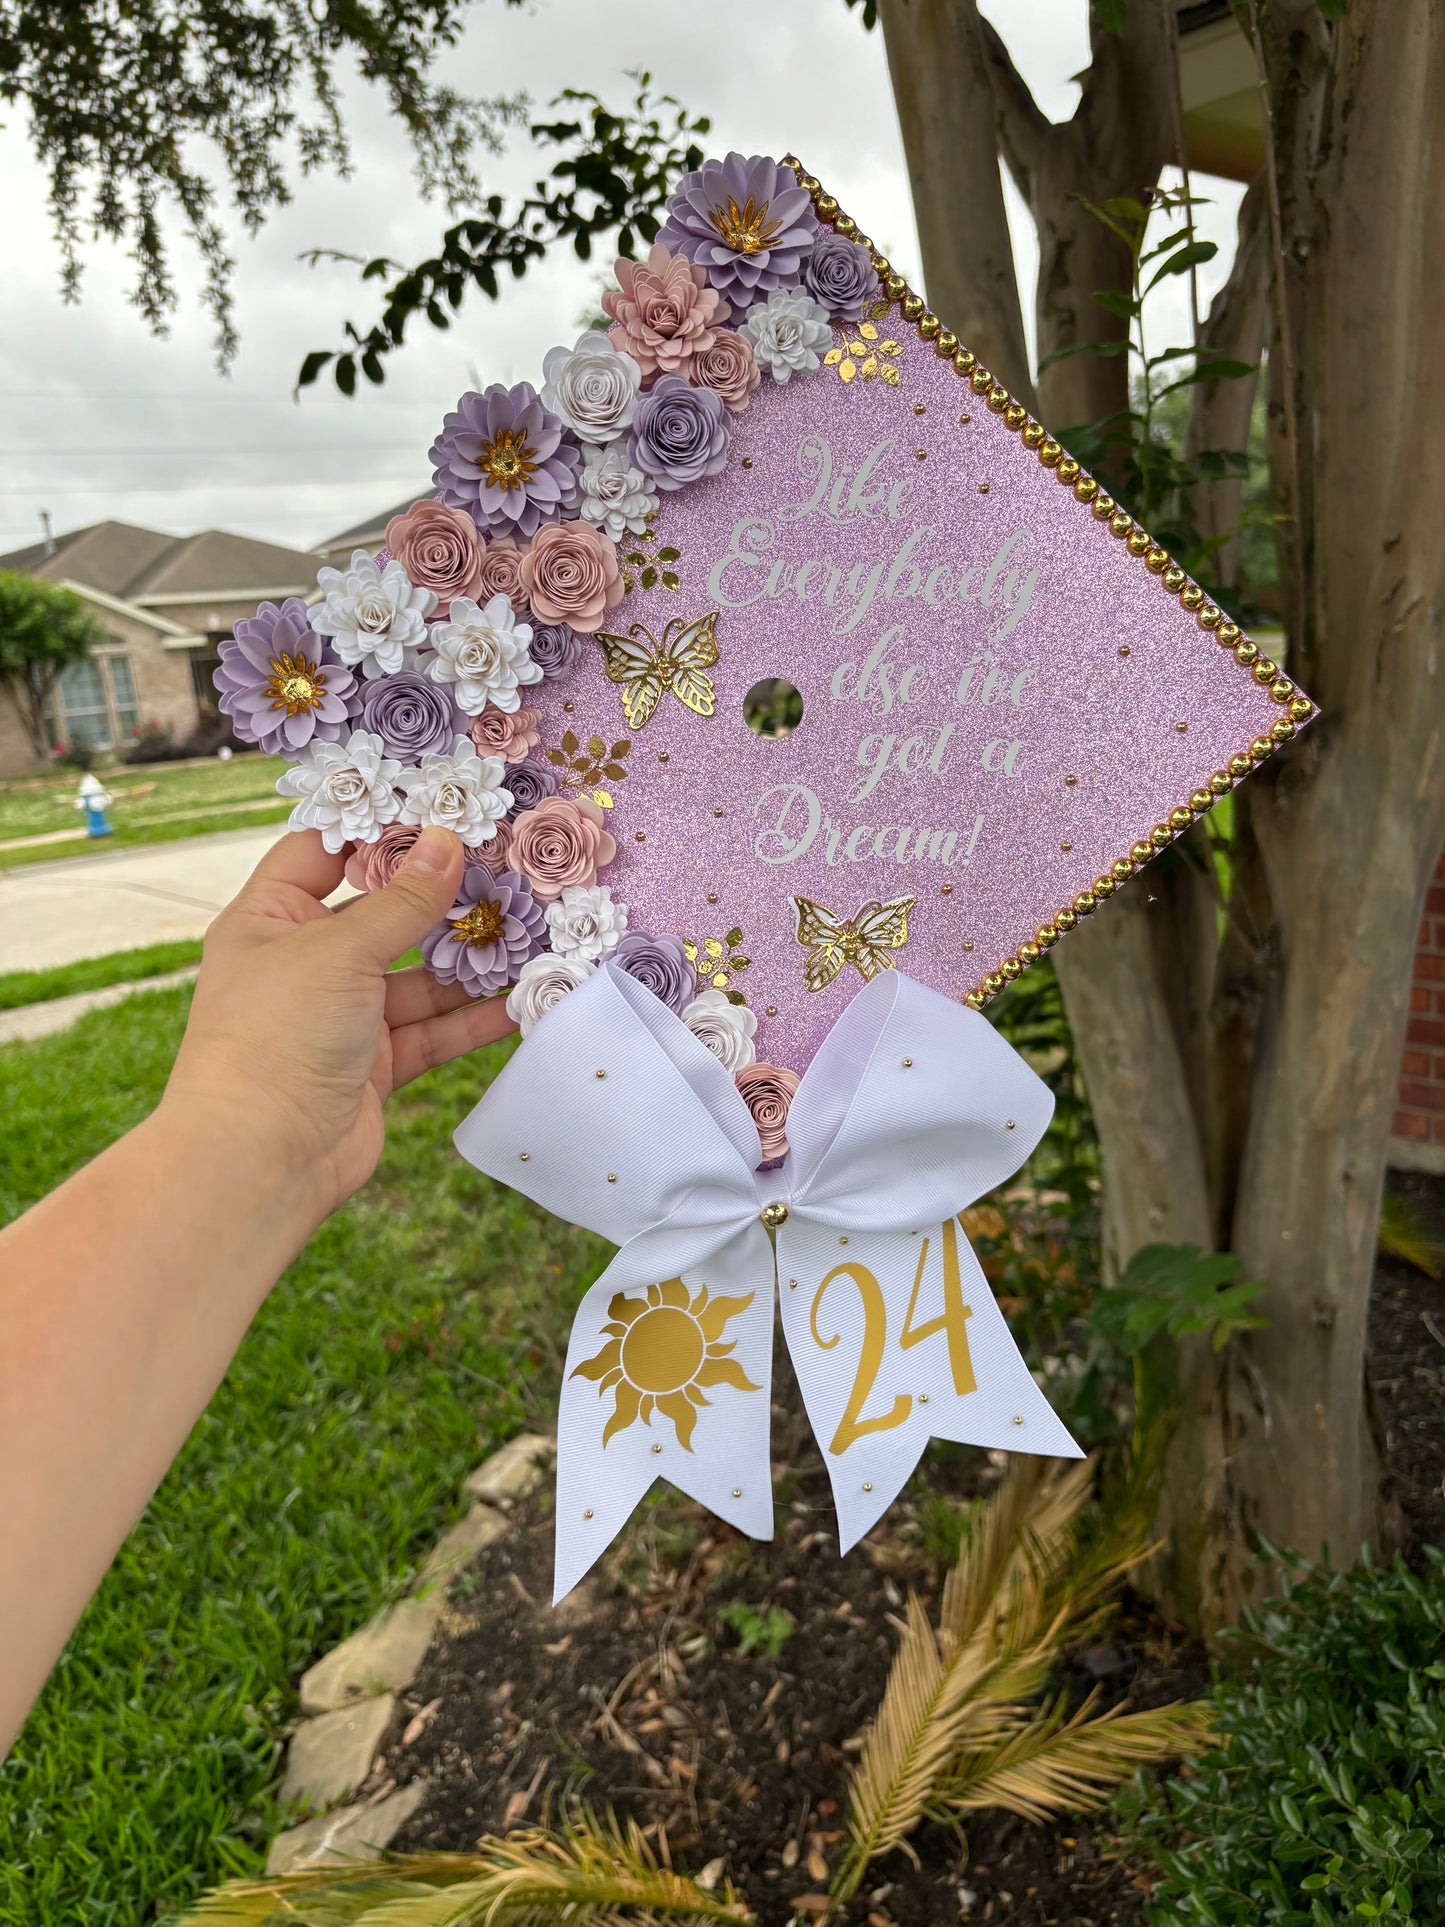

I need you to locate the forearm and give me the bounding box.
[0,1096,320,1754]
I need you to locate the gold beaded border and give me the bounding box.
[781,156,1317,1010]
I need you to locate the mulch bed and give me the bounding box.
[365,1175,1445,1927]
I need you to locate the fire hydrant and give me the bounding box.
[74,772,114,839]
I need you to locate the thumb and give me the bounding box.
[335,827,465,970]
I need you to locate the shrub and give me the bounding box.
[1120,1546,1445,1923]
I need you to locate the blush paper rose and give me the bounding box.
[735,1062,801,1163]
[517,521,623,635]
[469,703,541,764]
[343,821,423,893]
[602,243,729,383]
[383,500,484,614]
[687,329,760,414]
[508,793,616,899]
[474,535,529,613]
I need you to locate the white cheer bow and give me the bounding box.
[455,963,1081,1601]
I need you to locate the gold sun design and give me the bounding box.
[571,1279,759,1451]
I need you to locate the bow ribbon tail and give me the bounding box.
[777,1214,1083,1553]
[553,1220,777,1601]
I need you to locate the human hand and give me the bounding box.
[162,826,517,1228]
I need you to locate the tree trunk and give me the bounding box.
[882,0,1445,1630]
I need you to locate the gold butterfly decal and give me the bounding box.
[791,894,916,994]
[593,609,720,731]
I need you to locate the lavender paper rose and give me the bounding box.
[802,233,882,324]
[628,375,731,493]
[611,931,695,1017]
[357,670,461,762]
[527,621,586,681]
[504,755,561,813]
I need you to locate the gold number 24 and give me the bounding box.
[809,1217,977,1456]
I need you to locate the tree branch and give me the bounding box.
[977,15,1052,212]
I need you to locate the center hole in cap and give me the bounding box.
[743,677,804,738]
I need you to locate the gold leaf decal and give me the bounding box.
[547,729,632,794]
[791,894,915,993]
[681,923,751,1003]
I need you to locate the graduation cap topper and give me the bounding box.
[515,155,1314,1074]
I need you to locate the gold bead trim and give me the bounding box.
[784,156,1317,1010]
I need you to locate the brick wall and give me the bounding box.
[1392,845,1445,1173]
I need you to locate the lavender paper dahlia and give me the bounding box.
[422,866,549,998]
[658,152,818,309]
[215,598,358,755]
[430,382,582,540]
[628,375,731,492]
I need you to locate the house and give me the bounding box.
[0,521,328,775]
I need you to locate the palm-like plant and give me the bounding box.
[174,1810,752,1926]
[830,1458,1211,1904]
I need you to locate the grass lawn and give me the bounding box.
[0,938,206,1011]
[0,981,607,1924]
[0,801,295,870]
[0,755,289,851]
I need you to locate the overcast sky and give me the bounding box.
[0,0,1243,559]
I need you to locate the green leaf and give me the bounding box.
[1096,0,1130,36]
[1144,240,1219,291]
[1317,0,1346,17]
[1091,288,1140,320]
[297,350,334,389]
[1036,338,1133,373]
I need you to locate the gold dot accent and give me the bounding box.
[863,1481,874,1493]
[788,1278,798,1290]
[913,403,926,415]
[959,412,971,425]
[564,701,575,712]
[1013,1415,1024,1426]
[839,1235,849,1246]
[940,883,953,895]
[920,1393,930,1404]
[1060,840,1072,852]
[583,1508,594,1519]
[707,892,718,903]
[732,1487,742,1498]
[1006,1120,1016,1130]
[658,751,670,764]
[1176,721,1188,732]
[962,941,974,952]
[765,1004,778,1016]
[519,1152,530,1162]
[651,1443,663,1454]
[713,807,724,818]
[596,1068,607,1078]
[915,448,927,461]
[635,831,646,842]
[978,483,990,494]
[606,1173,617,1183]
[1065,774,1077,786]
[1118,645,1131,657]
[901,1057,913,1068]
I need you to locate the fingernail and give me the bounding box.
[404,827,457,875]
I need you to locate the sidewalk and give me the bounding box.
[0,823,294,972]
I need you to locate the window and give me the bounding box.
[54,654,139,751]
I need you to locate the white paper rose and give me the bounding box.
[505,952,596,1034]
[681,987,758,1072]
[544,883,629,962]
[576,442,660,542]
[739,288,834,384]
[396,736,512,847]
[541,330,643,445]
[276,728,403,853]
[309,549,435,680]
[427,593,541,716]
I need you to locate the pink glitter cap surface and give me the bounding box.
[527,183,1312,1075]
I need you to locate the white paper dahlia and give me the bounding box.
[427,592,541,716]
[276,729,403,853]
[309,550,435,680]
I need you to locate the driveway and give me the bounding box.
[0,823,297,972]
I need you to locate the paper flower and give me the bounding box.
[383,500,484,614]
[688,328,761,414]
[577,442,660,543]
[469,703,541,764]
[344,821,422,893]
[658,152,819,308]
[541,330,643,444]
[396,737,512,847]
[357,669,462,763]
[802,233,882,324]
[735,1062,801,1162]
[475,535,529,613]
[628,375,731,493]
[545,883,629,962]
[467,816,515,875]
[504,756,561,813]
[276,729,403,854]
[610,930,695,1017]
[214,598,358,756]
[422,865,549,998]
[429,382,582,540]
[740,288,834,384]
[517,521,624,635]
[508,792,617,899]
[427,593,541,716]
[602,243,729,384]
[681,986,758,1072]
[527,621,586,681]
[309,551,436,681]
[506,951,596,1035]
